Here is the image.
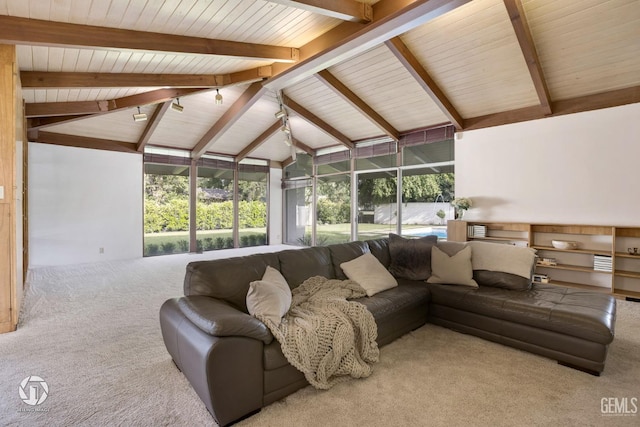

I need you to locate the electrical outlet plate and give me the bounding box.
[0,185,4,200]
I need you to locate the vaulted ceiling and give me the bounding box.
[3,0,639,166]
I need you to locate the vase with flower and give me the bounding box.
[451,197,472,220]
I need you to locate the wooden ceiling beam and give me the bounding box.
[463,85,640,131]
[385,37,464,130]
[136,101,172,152]
[265,0,472,90]
[27,115,93,130]
[25,87,207,117]
[20,66,273,89]
[28,131,138,154]
[503,0,552,115]
[0,15,299,62]
[236,121,282,161]
[267,1,372,23]
[315,69,399,141]
[291,137,316,156]
[282,94,354,149]
[192,82,266,160]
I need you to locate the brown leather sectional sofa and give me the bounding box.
[159,238,616,426]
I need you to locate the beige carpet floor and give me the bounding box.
[1,247,638,426]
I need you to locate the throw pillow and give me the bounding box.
[340,253,398,297]
[246,266,292,324]
[435,241,467,257]
[388,233,438,280]
[468,241,537,291]
[427,246,478,288]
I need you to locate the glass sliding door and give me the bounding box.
[238,162,269,247]
[196,160,235,251]
[356,170,397,241]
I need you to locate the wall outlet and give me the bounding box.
[0,185,4,200]
[99,247,104,254]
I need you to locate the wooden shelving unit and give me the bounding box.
[447,220,640,300]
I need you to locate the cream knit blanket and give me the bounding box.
[260,276,379,389]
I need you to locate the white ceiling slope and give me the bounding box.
[2,0,637,163]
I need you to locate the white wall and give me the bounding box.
[29,143,143,266]
[269,167,283,244]
[456,103,640,226]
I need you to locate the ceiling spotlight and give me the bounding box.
[280,125,291,134]
[291,144,297,161]
[133,106,147,122]
[215,89,223,105]
[275,108,286,119]
[284,137,292,147]
[171,98,183,113]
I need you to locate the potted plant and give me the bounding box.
[451,197,472,219]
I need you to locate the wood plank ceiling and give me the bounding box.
[1,0,638,164]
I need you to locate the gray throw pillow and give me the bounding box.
[388,233,438,280]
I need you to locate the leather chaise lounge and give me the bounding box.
[159,238,616,426]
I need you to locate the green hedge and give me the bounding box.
[316,199,349,224]
[145,199,266,233]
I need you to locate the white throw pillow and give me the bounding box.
[468,241,537,279]
[427,246,478,288]
[340,252,398,296]
[246,266,292,324]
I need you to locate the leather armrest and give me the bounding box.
[177,295,273,345]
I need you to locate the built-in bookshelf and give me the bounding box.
[447,220,640,300]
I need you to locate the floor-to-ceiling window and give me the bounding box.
[238,160,269,247]
[282,125,456,246]
[355,140,398,241]
[283,154,313,245]
[143,151,191,256]
[315,149,351,246]
[143,148,270,256]
[400,137,455,239]
[196,156,235,251]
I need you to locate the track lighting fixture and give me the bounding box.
[275,108,286,119]
[215,89,223,105]
[133,106,147,122]
[171,98,184,113]
[280,125,291,134]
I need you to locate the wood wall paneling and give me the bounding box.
[0,44,17,333]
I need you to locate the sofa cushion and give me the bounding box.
[427,245,478,288]
[388,233,438,280]
[246,266,292,324]
[427,283,616,345]
[355,280,430,345]
[278,246,334,288]
[366,238,391,268]
[327,241,369,280]
[184,253,280,312]
[340,253,398,296]
[468,241,537,291]
[177,296,273,344]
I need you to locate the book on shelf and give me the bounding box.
[536,257,557,266]
[593,255,612,272]
[533,273,549,284]
[467,224,487,238]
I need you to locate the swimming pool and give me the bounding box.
[406,227,448,239]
